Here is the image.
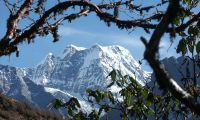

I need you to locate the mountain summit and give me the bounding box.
[0,45,150,113]
[33,45,150,92]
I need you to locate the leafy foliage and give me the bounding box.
[52,69,200,119]
[177,25,200,56]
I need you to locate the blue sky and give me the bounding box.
[0,1,179,71]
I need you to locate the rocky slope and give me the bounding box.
[0,93,63,120]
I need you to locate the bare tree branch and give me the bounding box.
[0,0,156,56]
[170,12,200,33]
[0,0,33,48]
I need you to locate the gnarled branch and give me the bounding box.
[1,0,33,45]
[142,0,200,115]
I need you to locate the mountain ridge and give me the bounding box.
[0,44,150,114]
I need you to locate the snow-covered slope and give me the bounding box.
[33,45,150,91]
[0,44,150,113]
[0,65,55,108]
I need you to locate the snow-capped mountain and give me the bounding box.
[0,44,150,113]
[36,45,149,89]
[0,65,55,108]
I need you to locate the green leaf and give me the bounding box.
[68,107,74,116]
[109,70,117,81]
[147,109,155,115]
[68,97,81,109]
[188,44,194,53]
[129,76,137,85]
[176,38,187,55]
[179,32,187,37]
[72,97,81,108]
[196,41,200,53]
[174,18,180,25]
[104,105,111,112]
[88,110,99,120]
[108,91,115,104]
[126,94,132,106]
[122,114,127,120]
[142,88,149,98]
[53,99,63,109]
[147,92,154,103]
[188,26,199,35]
[188,26,194,35]
[96,96,101,103]
[86,89,92,94]
[146,101,153,107]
